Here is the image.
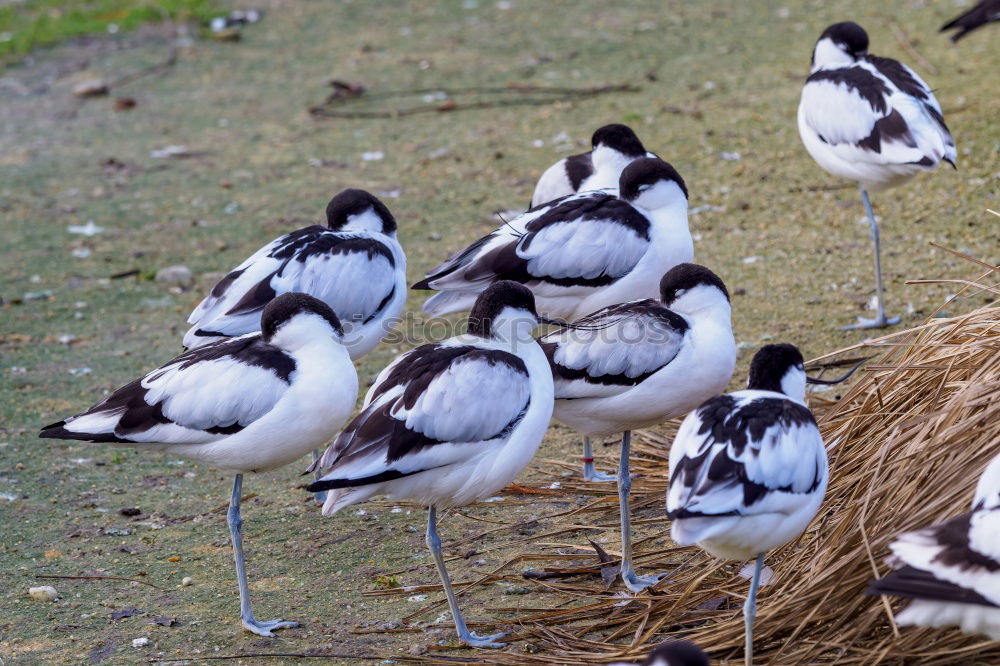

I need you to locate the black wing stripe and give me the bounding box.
[929,512,1000,573]
[564,151,594,191]
[806,67,891,113]
[867,565,998,608]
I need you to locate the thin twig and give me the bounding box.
[107,8,178,89]
[309,83,641,119]
[887,20,938,75]
[35,573,168,591]
[152,653,382,662]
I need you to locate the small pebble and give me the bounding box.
[29,586,58,602]
[155,265,193,288]
[181,577,193,587]
[73,79,109,98]
[132,637,149,648]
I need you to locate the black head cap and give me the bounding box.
[591,123,646,157]
[325,188,397,233]
[644,640,709,666]
[619,157,688,201]
[659,263,729,305]
[819,21,869,57]
[261,292,343,341]
[747,343,804,393]
[467,281,537,338]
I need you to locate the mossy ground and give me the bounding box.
[1,1,997,663]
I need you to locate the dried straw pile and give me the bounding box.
[411,261,999,665]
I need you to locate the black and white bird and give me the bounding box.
[941,0,1000,42]
[184,188,406,360]
[667,344,830,665]
[413,157,692,322]
[307,281,558,648]
[531,123,655,207]
[798,22,956,329]
[40,293,358,637]
[608,640,710,666]
[867,453,1000,640]
[540,264,735,591]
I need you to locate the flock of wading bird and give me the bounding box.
[39,20,1000,665]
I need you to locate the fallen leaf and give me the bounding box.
[588,539,621,589]
[110,607,142,620]
[695,595,728,611]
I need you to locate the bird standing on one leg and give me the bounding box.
[667,344,830,664]
[797,22,956,329]
[541,264,735,591]
[307,282,562,648]
[40,293,359,636]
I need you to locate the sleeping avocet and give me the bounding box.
[941,0,1000,42]
[667,344,830,665]
[867,453,1000,639]
[413,157,692,322]
[40,293,358,637]
[183,188,403,498]
[540,264,735,591]
[531,123,655,207]
[798,22,956,329]
[609,640,710,666]
[184,188,406,358]
[307,281,559,648]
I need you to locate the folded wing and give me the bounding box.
[185,227,397,346]
[667,393,825,520]
[414,192,650,303]
[541,300,688,399]
[310,344,530,487]
[40,335,294,445]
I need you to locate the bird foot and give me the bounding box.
[459,630,507,648]
[841,314,901,330]
[582,467,616,482]
[241,617,299,637]
[622,570,668,593]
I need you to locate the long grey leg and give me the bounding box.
[843,186,900,330]
[744,552,765,666]
[227,474,299,637]
[617,431,666,593]
[311,449,328,504]
[425,506,506,648]
[581,435,614,482]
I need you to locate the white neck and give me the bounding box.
[341,207,390,235]
[268,314,341,353]
[631,181,687,214]
[781,366,807,404]
[488,307,539,346]
[591,144,632,173]
[811,38,855,71]
[669,286,730,321]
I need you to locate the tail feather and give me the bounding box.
[39,422,127,443]
[421,290,479,317]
